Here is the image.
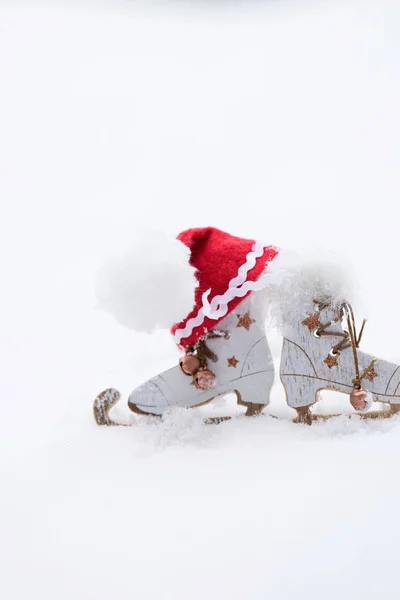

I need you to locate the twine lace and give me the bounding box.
[313,300,376,389]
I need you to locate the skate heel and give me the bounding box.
[234,370,274,416]
[280,374,323,410]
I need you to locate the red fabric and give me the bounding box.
[171,227,279,349]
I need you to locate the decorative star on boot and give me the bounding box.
[236,312,255,331]
[302,313,321,331]
[365,367,378,382]
[227,356,239,368]
[324,354,338,368]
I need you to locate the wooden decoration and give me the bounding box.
[93,300,274,425]
[281,299,400,423]
[94,296,400,426]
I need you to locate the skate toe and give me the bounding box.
[128,377,170,416]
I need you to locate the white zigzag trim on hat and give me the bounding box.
[174,306,207,345]
[226,240,265,290]
[201,270,283,320]
[173,241,279,345]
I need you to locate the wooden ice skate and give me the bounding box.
[281,298,400,423]
[93,299,274,426]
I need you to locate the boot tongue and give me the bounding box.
[318,303,345,334]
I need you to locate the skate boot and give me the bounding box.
[126,298,274,419]
[280,297,400,423]
[94,227,279,425]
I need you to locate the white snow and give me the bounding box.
[1,2,400,600]
[264,245,357,334]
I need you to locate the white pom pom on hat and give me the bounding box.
[95,229,198,333]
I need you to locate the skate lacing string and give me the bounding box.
[313,300,376,389]
[187,329,230,365]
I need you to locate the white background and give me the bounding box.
[1,1,400,599]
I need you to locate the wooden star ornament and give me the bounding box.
[236,312,256,331]
[302,313,321,332]
[365,367,378,382]
[324,354,338,369]
[227,356,239,368]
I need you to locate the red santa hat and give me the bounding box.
[96,226,280,345]
[171,227,279,349]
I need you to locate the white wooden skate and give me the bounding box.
[280,298,400,424]
[94,299,275,426]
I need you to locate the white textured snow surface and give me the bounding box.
[2,2,400,599]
